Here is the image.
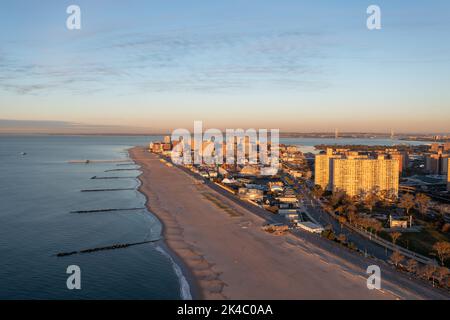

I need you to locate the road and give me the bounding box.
[291,176,395,261]
[164,156,449,299]
[289,175,436,264]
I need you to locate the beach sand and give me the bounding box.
[130,147,397,299]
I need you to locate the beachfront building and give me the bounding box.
[447,161,450,191]
[425,149,449,175]
[240,165,260,176]
[430,142,450,153]
[268,181,284,193]
[149,142,163,153]
[332,155,399,197]
[314,148,348,191]
[315,148,399,198]
[238,188,263,201]
[378,149,408,174]
[163,135,171,144]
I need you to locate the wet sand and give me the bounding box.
[130,147,398,299]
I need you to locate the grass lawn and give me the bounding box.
[395,223,450,266]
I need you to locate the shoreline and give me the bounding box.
[131,151,202,300]
[130,147,234,299]
[129,146,405,299]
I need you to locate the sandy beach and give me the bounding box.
[130,147,415,300]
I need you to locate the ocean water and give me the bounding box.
[0,135,429,299]
[0,135,185,299]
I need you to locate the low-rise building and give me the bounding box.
[268,181,284,193]
[238,188,263,201]
[389,215,413,229]
[276,188,298,203]
[296,221,324,234]
[284,212,299,222]
[149,142,163,153]
[240,165,260,176]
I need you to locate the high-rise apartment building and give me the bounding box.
[425,150,449,175]
[315,148,399,197]
[447,160,450,192]
[430,143,450,153]
[332,155,399,197]
[380,148,408,174]
[314,148,343,190]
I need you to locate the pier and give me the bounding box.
[70,208,145,214]
[91,176,136,180]
[80,188,136,192]
[56,240,160,257]
[105,168,140,172]
[68,159,131,164]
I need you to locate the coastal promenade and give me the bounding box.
[130,147,446,300]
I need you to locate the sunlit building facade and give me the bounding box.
[315,148,399,197]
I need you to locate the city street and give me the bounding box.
[173,159,449,299]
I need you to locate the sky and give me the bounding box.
[0,0,449,134]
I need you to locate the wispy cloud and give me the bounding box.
[0,26,331,96]
[0,119,158,134]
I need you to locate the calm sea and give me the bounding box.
[0,135,429,299]
[0,135,183,299]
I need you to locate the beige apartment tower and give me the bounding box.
[315,149,399,197]
[314,148,341,190]
[314,153,331,190]
[332,155,399,197]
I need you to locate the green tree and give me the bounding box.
[421,264,437,286]
[436,267,450,286]
[415,193,431,217]
[390,231,402,246]
[390,251,405,268]
[432,241,450,266]
[406,259,418,274]
[369,219,383,235]
[398,193,415,215]
[364,193,377,213]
